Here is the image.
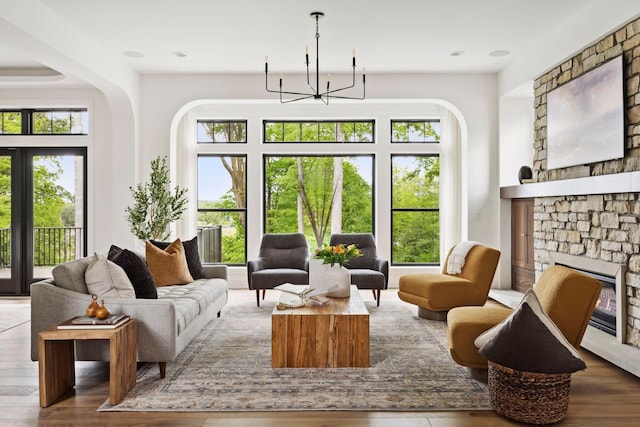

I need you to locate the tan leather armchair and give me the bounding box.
[398,244,501,320]
[447,265,602,378]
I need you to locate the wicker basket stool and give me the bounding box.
[488,361,572,425]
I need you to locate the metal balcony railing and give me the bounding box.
[0,226,223,267]
[0,227,83,267]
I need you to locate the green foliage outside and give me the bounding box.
[0,112,21,134]
[198,119,441,265]
[264,156,372,249]
[392,156,440,263]
[0,156,75,265]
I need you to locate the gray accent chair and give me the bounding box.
[329,233,388,306]
[247,233,309,306]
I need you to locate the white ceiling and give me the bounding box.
[0,0,638,89]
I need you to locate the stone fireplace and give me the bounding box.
[501,17,640,377]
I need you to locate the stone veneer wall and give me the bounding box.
[531,17,640,348]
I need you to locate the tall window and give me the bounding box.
[264,155,374,249]
[197,155,246,265]
[391,155,440,264]
[390,117,441,264]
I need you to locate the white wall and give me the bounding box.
[499,94,535,187]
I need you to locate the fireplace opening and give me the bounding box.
[556,264,616,336]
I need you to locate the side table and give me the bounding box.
[38,318,137,407]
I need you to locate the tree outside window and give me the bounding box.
[264,155,373,249]
[197,155,246,265]
[392,155,440,264]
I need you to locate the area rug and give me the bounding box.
[99,298,490,412]
[0,303,31,333]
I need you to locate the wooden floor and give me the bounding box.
[2,290,640,426]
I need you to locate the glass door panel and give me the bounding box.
[32,154,85,280]
[0,148,86,295]
[0,153,14,293]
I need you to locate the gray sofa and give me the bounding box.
[30,259,228,378]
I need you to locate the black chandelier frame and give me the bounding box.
[264,11,366,104]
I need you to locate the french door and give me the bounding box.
[0,148,87,295]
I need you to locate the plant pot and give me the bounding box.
[309,259,351,297]
[325,264,351,298]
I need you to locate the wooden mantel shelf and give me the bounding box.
[500,171,640,199]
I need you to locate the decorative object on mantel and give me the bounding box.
[264,11,366,104]
[311,243,362,297]
[517,166,533,184]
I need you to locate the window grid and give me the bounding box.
[391,119,440,143]
[263,120,375,143]
[0,109,88,135]
[391,154,441,265]
[196,154,247,266]
[197,120,247,143]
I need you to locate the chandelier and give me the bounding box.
[264,11,366,104]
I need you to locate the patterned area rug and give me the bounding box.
[99,298,490,412]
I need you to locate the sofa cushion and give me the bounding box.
[52,257,92,294]
[150,236,204,280]
[157,278,228,335]
[85,253,136,299]
[108,245,158,299]
[146,239,194,287]
[475,289,586,374]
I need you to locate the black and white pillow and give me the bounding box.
[475,289,586,374]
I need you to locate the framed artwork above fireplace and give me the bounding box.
[546,54,624,170]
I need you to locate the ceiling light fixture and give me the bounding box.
[122,51,144,58]
[264,11,366,104]
[489,49,511,57]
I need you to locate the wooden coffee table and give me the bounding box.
[272,285,369,368]
[38,318,137,407]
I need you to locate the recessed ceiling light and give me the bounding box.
[489,50,510,57]
[172,51,187,58]
[122,51,144,58]
[449,51,465,57]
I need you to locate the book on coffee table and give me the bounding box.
[274,283,337,310]
[274,283,337,298]
[57,314,130,329]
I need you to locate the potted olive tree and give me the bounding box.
[125,156,188,241]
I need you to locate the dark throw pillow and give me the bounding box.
[150,236,204,279]
[107,245,158,299]
[474,289,586,374]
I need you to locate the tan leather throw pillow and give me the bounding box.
[145,239,194,287]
